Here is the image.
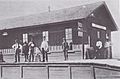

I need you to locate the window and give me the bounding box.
[78,22,83,37]
[88,36,90,45]
[97,31,100,38]
[65,28,72,43]
[43,31,49,41]
[78,31,83,37]
[23,33,28,43]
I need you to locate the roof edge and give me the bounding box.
[103,2,118,31]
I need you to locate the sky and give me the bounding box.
[0,0,119,58]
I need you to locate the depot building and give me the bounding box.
[0,1,118,58]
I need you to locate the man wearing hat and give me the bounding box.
[62,38,69,60]
[12,39,22,62]
[28,38,35,62]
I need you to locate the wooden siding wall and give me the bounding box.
[0,20,89,49]
[0,29,23,49]
[86,20,110,49]
[48,23,65,46]
[0,63,120,79]
[0,18,110,49]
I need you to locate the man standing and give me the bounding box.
[12,39,22,62]
[41,36,49,62]
[104,39,111,59]
[28,39,35,62]
[23,41,29,62]
[62,38,69,61]
[95,40,106,59]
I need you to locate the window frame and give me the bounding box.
[65,28,72,43]
[43,31,49,41]
[78,22,83,37]
[23,33,28,43]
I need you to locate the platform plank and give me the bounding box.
[95,68,120,79]
[23,67,48,79]
[2,67,20,79]
[71,66,94,79]
[49,67,69,79]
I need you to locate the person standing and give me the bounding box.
[104,39,111,59]
[95,40,106,59]
[12,39,22,62]
[41,36,49,62]
[62,38,69,61]
[28,39,35,62]
[23,41,29,62]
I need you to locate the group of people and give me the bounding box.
[12,36,70,62]
[86,39,111,59]
[12,36,49,62]
[12,36,110,62]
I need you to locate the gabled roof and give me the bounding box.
[0,1,104,30]
[0,1,117,31]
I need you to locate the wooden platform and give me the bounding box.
[3,51,82,63]
[0,59,120,79]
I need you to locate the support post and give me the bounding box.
[92,66,96,79]
[0,66,2,78]
[20,66,23,78]
[47,66,49,79]
[82,33,85,59]
[69,66,72,79]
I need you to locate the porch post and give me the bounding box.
[82,33,85,59]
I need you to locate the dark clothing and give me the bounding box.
[63,49,68,60]
[45,51,48,62]
[23,43,29,62]
[0,53,5,62]
[42,48,45,62]
[41,48,48,62]
[29,49,34,62]
[28,41,35,62]
[86,49,95,59]
[69,42,72,50]
[24,54,28,62]
[12,43,22,62]
[15,48,21,62]
[95,47,107,59]
[62,41,69,60]
[23,43,29,54]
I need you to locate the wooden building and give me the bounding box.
[0,1,118,58]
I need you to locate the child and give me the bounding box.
[34,47,41,62]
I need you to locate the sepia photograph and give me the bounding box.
[0,0,119,79]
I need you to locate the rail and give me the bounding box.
[0,44,86,54]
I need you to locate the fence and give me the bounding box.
[49,44,83,53]
[0,49,14,55]
[0,44,89,59]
